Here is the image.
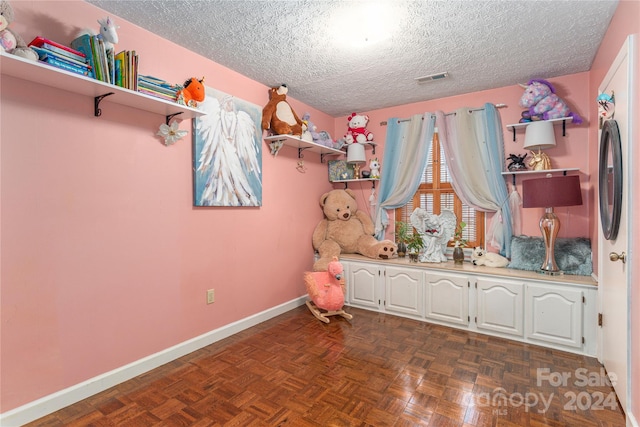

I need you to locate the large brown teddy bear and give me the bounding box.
[312,189,397,271]
[261,84,304,137]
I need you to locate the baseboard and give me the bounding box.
[0,296,307,427]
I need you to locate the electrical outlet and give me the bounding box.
[207,289,215,304]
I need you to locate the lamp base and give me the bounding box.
[539,208,562,275]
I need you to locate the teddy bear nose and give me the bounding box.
[342,212,350,219]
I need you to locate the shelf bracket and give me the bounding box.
[94,92,115,117]
[298,147,311,159]
[511,127,516,142]
[166,112,183,125]
[562,119,567,136]
[320,152,332,163]
[512,174,516,186]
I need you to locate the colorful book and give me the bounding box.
[30,46,91,69]
[70,34,97,80]
[28,36,86,62]
[39,56,94,78]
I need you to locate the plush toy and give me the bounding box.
[471,246,509,268]
[177,77,205,108]
[304,257,353,323]
[369,157,381,179]
[261,84,304,137]
[518,79,582,124]
[301,112,336,147]
[344,112,374,144]
[0,0,38,61]
[312,189,397,271]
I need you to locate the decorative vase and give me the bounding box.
[453,246,464,264]
[397,242,407,258]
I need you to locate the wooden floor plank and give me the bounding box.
[25,306,625,426]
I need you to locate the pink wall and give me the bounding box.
[1,0,335,411]
[589,0,640,420]
[337,73,592,243]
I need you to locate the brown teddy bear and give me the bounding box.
[312,189,397,271]
[261,84,304,137]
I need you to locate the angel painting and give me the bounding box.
[410,208,457,263]
[193,88,262,206]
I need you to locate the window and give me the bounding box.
[395,132,484,248]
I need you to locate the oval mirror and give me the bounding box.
[598,119,622,240]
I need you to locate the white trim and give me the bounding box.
[628,410,638,427]
[0,296,307,427]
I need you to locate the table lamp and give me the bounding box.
[522,175,583,274]
[346,143,366,178]
[523,121,556,170]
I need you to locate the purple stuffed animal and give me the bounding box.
[519,79,582,124]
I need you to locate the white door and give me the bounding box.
[598,34,636,415]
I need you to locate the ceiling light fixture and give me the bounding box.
[415,72,449,83]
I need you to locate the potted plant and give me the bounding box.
[394,221,410,257]
[406,232,425,262]
[452,221,467,264]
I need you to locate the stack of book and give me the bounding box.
[113,50,139,90]
[137,75,179,102]
[70,34,119,84]
[28,37,93,78]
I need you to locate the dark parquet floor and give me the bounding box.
[26,305,626,426]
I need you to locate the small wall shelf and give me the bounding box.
[502,168,580,185]
[506,117,574,141]
[264,134,343,162]
[330,178,379,189]
[0,51,205,122]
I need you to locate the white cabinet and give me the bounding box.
[476,277,524,337]
[424,272,469,327]
[384,266,422,318]
[525,283,583,349]
[339,256,597,356]
[346,261,379,310]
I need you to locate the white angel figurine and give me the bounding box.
[410,208,457,263]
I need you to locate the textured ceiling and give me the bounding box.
[87,0,618,117]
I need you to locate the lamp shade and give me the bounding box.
[522,175,583,208]
[347,143,366,163]
[523,120,557,150]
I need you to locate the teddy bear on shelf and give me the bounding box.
[261,84,304,137]
[344,112,374,144]
[312,189,397,271]
[0,0,38,61]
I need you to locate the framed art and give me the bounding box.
[328,160,354,181]
[193,87,263,206]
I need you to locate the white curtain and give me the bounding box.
[436,104,513,257]
[374,114,436,239]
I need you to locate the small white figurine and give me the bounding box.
[471,247,509,268]
[369,157,381,179]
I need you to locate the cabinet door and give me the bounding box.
[384,266,422,317]
[526,283,583,348]
[424,272,469,326]
[347,262,379,310]
[476,278,524,337]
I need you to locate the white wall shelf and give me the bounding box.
[330,178,379,188]
[502,168,580,185]
[506,116,574,141]
[0,51,205,123]
[264,134,343,162]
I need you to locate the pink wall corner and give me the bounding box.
[1,0,334,412]
[589,0,640,418]
[337,74,592,243]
